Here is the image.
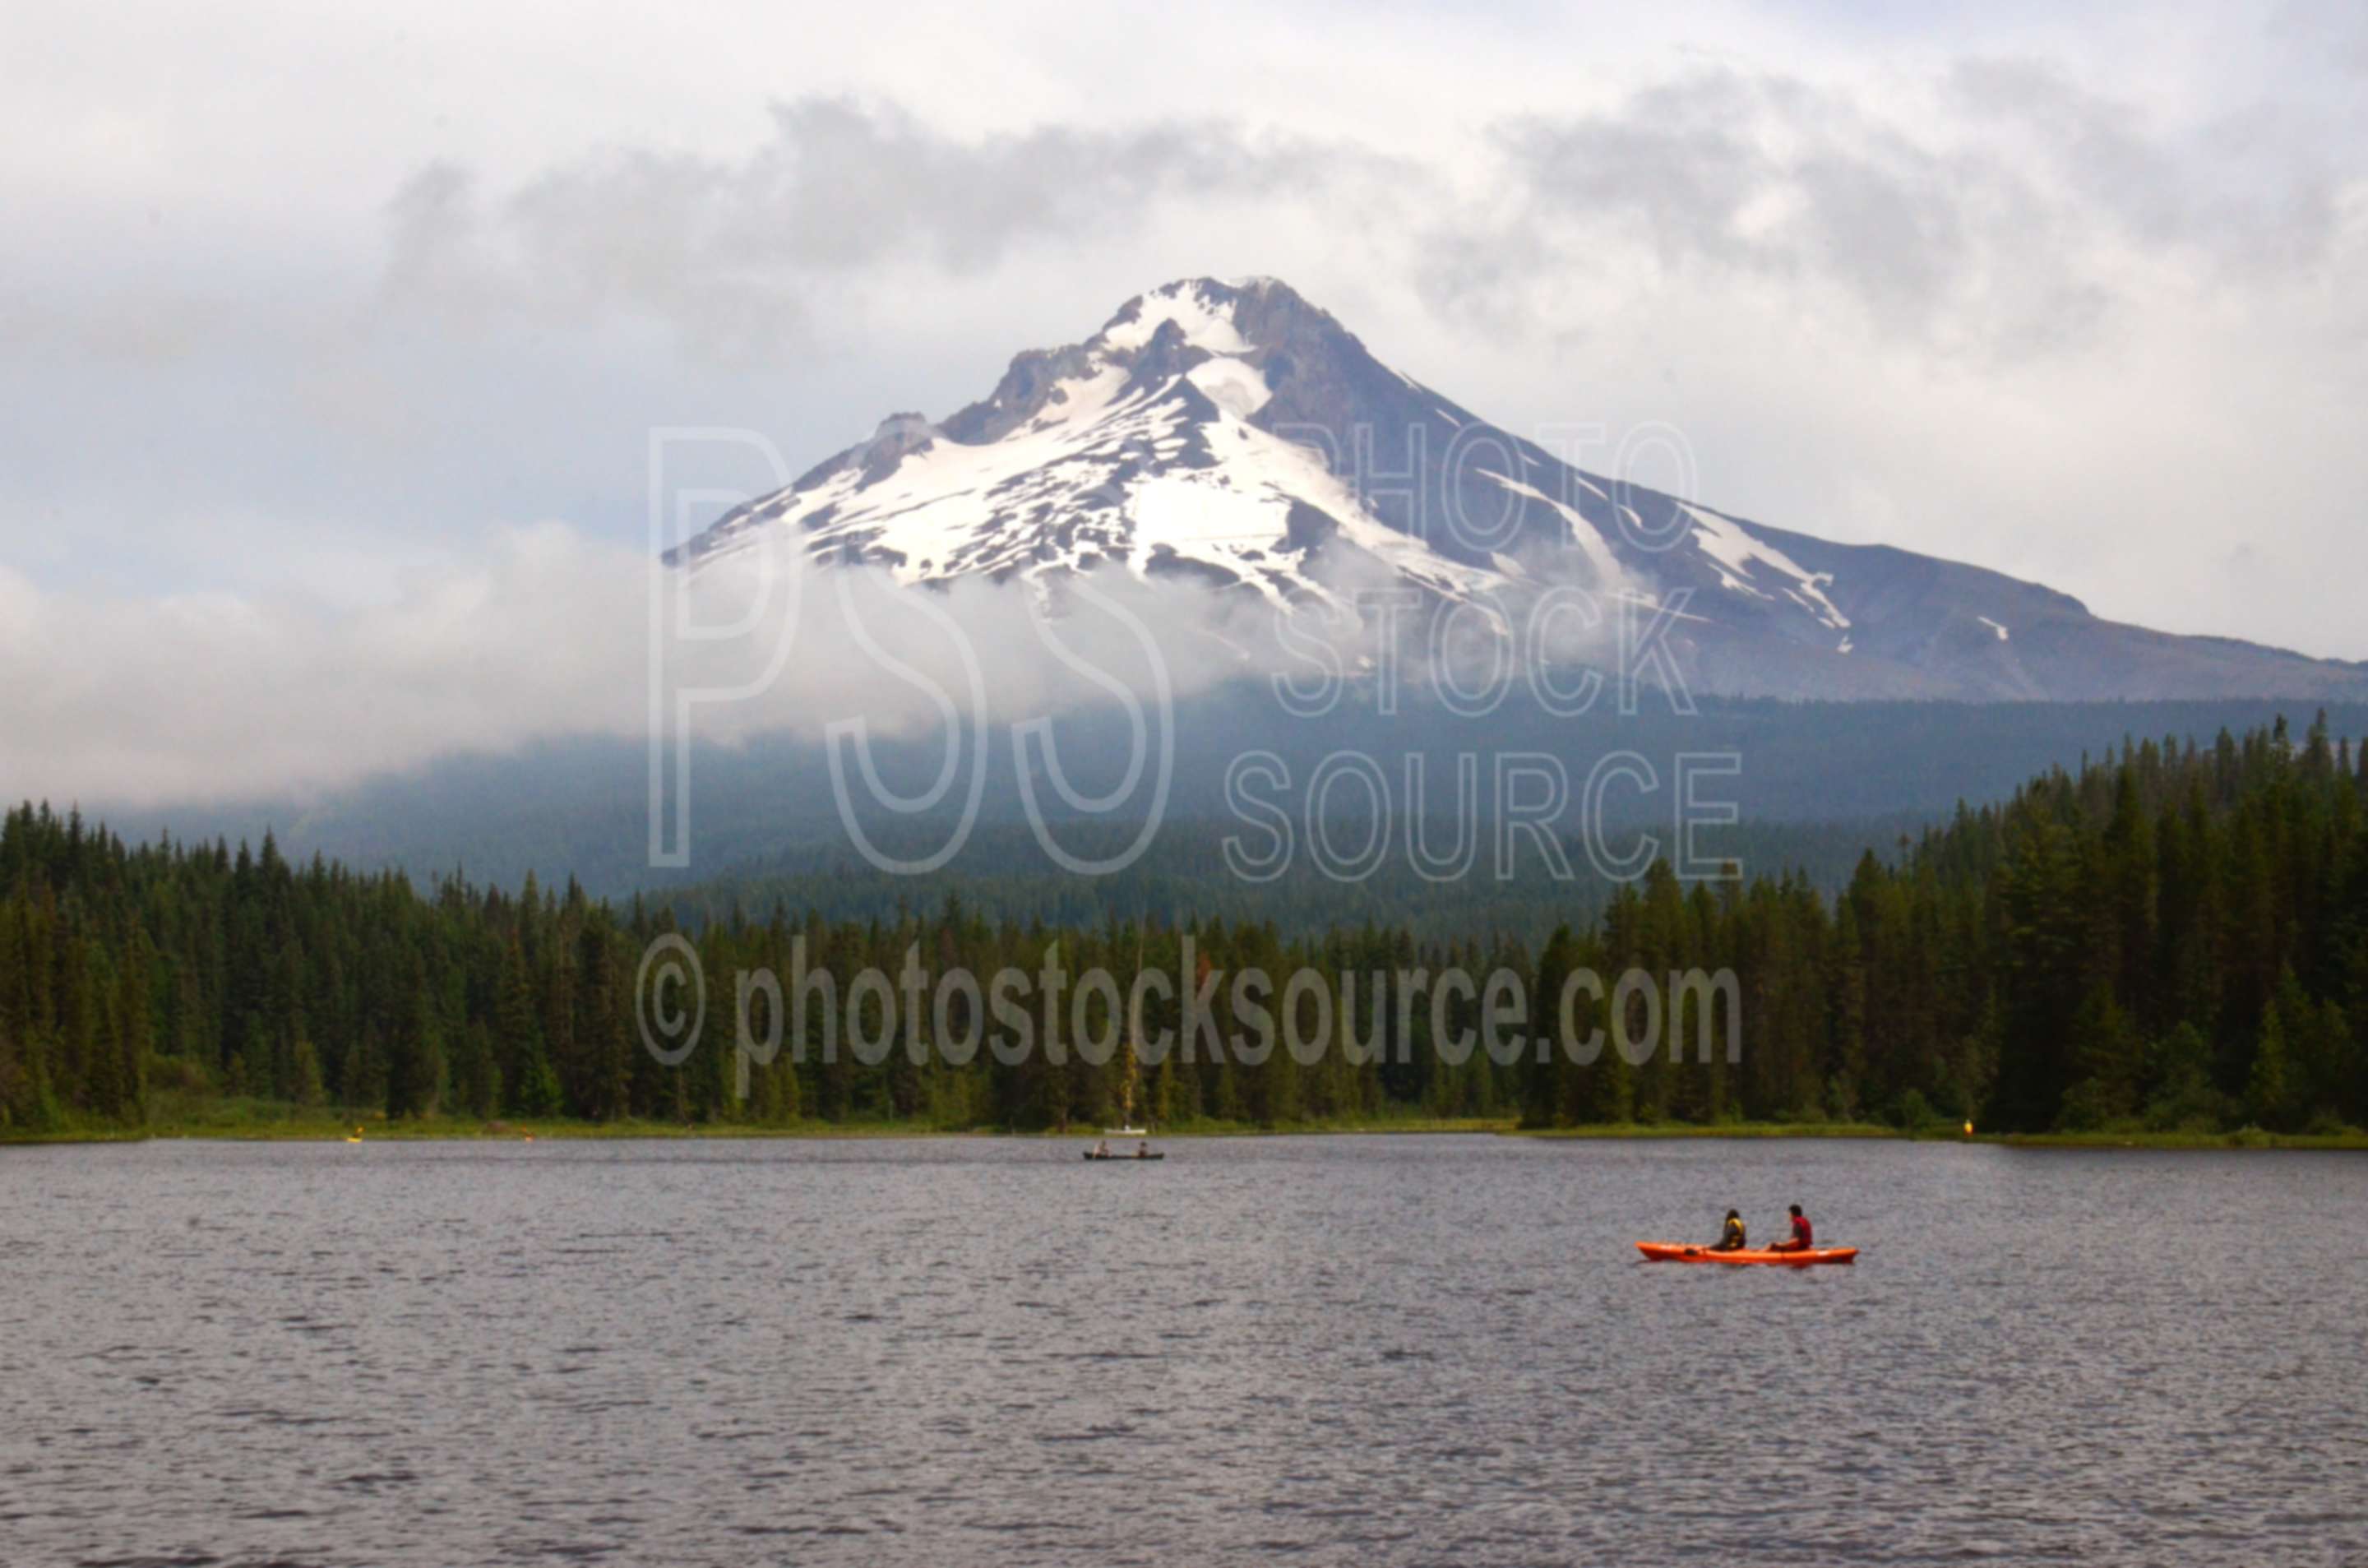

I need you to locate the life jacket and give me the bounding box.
[1721,1217,1746,1247]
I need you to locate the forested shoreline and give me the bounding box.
[4,719,2364,1140]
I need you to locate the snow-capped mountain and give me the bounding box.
[679,277,2368,701]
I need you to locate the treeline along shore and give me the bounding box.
[3,719,2365,1144]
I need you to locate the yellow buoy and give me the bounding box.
[1963,1120,1974,1137]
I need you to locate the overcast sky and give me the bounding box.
[3,1,2365,795]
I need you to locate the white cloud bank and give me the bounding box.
[0,523,1324,807]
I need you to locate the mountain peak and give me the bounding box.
[1097,278,1258,354]
[671,277,2368,702]
[1094,275,1340,356]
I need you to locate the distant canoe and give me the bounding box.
[1083,1151,1166,1162]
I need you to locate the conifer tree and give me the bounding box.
[1523,924,1579,1128]
[386,956,445,1118]
[2247,1006,2292,1131]
[2060,983,2141,1128]
[576,925,627,1122]
[497,938,559,1116]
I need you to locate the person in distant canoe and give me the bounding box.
[1135,1140,1152,1159]
[1769,1204,1813,1252]
[1712,1210,1747,1251]
[1093,1140,1110,1158]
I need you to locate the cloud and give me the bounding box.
[0,480,1646,809]
[0,524,645,807]
[1417,62,2354,362]
[382,97,1413,364]
[1945,56,2344,276]
[0,520,1315,808]
[387,68,2356,377]
[1425,74,2068,355]
[2271,0,2368,77]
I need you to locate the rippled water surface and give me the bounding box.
[5,1136,2366,1566]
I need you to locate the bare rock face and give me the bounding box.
[856,413,938,483]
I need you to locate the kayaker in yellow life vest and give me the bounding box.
[1712,1210,1746,1251]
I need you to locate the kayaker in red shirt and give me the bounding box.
[1769,1204,1813,1251]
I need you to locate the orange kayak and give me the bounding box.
[1637,1242,1857,1266]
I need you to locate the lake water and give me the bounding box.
[4,1136,2365,1566]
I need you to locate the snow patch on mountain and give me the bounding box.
[1186,355,1272,419]
[1677,502,1851,632]
[1099,279,1252,354]
[1477,469,1623,588]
